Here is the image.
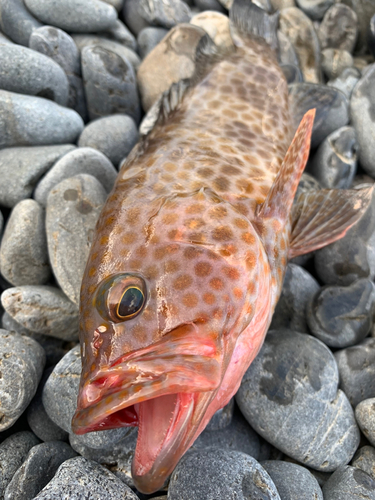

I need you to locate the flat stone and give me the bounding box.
[352,446,375,480]
[138,0,191,29]
[0,145,75,208]
[0,0,42,46]
[24,0,118,33]
[34,147,117,206]
[322,465,375,499]
[1,286,79,341]
[327,67,361,100]
[122,0,149,36]
[0,199,51,286]
[236,329,360,471]
[46,175,107,304]
[319,4,358,52]
[0,90,84,149]
[0,329,45,431]
[137,27,168,59]
[321,49,353,80]
[190,11,233,51]
[94,19,137,51]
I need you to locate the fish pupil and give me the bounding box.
[117,287,144,319]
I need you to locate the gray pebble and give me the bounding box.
[236,329,360,471]
[0,29,12,44]
[102,0,123,11]
[0,90,84,149]
[33,457,139,499]
[168,449,280,500]
[322,465,375,499]
[137,27,168,59]
[278,31,299,67]
[78,114,138,167]
[0,329,45,431]
[356,399,375,448]
[0,42,69,105]
[195,0,226,12]
[24,0,118,34]
[81,45,141,123]
[352,446,375,480]
[206,398,234,431]
[94,19,137,51]
[261,461,324,500]
[1,285,79,341]
[335,338,375,407]
[0,0,42,46]
[295,0,333,20]
[321,48,353,80]
[138,0,191,29]
[0,431,40,498]
[318,4,358,52]
[122,0,149,36]
[34,147,117,206]
[341,0,375,53]
[4,441,77,500]
[0,144,75,208]
[46,175,107,304]
[327,67,361,100]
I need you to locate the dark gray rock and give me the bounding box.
[137,27,168,59]
[24,0,118,33]
[95,20,137,51]
[0,0,42,46]
[370,14,375,58]
[122,0,149,36]
[322,465,375,499]
[356,399,375,448]
[0,329,45,431]
[4,441,77,500]
[296,0,333,20]
[0,144,75,208]
[261,461,324,500]
[328,67,361,100]
[78,114,138,167]
[33,457,139,499]
[195,0,226,12]
[236,329,360,471]
[34,147,117,206]
[1,285,79,341]
[352,446,375,480]
[318,4,358,52]
[321,49,353,80]
[206,398,234,431]
[168,449,280,500]
[0,90,84,149]
[138,0,191,28]
[46,175,107,304]
[334,338,375,407]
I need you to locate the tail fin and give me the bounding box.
[229,0,279,51]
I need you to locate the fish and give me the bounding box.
[71,0,373,494]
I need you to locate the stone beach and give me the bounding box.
[1,0,375,498]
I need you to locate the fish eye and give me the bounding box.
[117,286,145,320]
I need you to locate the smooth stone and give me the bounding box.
[341,0,375,53]
[1,285,79,341]
[137,27,168,59]
[0,90,84,149]
[271,263,319,333]
[137,23,206,112]
[95,19,137,51]
[319,4,358,52]
[138,0,191,29]
[217,0,232,7]
[296,0,333,20]
[335,338,375,407]
[78,114,138,167]
[356,399,375,447]
[321,48,353,80]
[81,45,141,123]
[190,11,233,51]
[279,8,321,83]
[34,147,117,206]
[122,0,149,36]
[206,398,234,431]
[327,67,361,100]
[102,0,123,11]
[352,446,375,480]
[289,83,349,148]
[33,457,139,499]
[0,199,51,286]
[322,465,375,499]
[46,174,107,304]
[270,0,295,8]
[307,279,375,349]
[0,0,42,46]
[169,449,280,500]
[0,329,45,431]
[236,329,360,471]
[195,0,226,12]
[0,30,12,44]
[4,441,77,500]
[24,0,118,34]
[308,126,357,189]
[0,431,40,498]
[278,30,299,67]
[0,145,75,208]
[261,461,324,500]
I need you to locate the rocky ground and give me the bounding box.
[0,0,375,499]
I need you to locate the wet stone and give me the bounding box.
[296,0,333,20]
[352,446,375,480]
[322,465,375,499]
[1,285,79,341]
[236,329,360,471]
[321,49,353,80]
[0,199,51,286]
[122,0,150,36]
[137,27,169,59]
[206,398,234,431]
[0,0,42,46]
[318,4,358,52]
[4,441,77,500]
[190,11,233,51]
[0,329,45,431]
[327,67,361,100]
[34,147,117,206]
[46,174,107,305]
[138,0,191,29]
[334,338,375,407]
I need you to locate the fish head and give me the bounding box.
[72,188,265,493]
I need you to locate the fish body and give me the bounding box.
[72,0,372,493]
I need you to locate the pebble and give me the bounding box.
[278,30,299,67]
[0,0,42,46]
[169,449,280,500]
[341,0,375,53]
[46,174,107,304]
[280,64,303,84]
[307,279,375,349]
[138,0,191,29]
[352,446,375,480]
[327,66,361,100]
[24,0,118,34]
[356,399,375,449]
[1,285,79,341]
[322,465,375,499]
[270,263,320,334]
[190,11,233,51]
[137,26,168,59]
[236,329,360,471]
[96,20,137,51]
[0,199,50,286]
[34,147,117,206]
[0,90,84,149]
[81,45,141,123]
[33,457,139,499]
[335,338,375,407]
[0,329,45,431]
[78,114,139,167]
[308,126,357,189]
[295,0,333,20]
[137,23,206,112]
[321,48,353,80]
[0,144,75,208]
[195,0,226,12]
[0,431,40,498]
[4,441,77,500]
[318,4,358,52]
[206,398,234,431]
[261,461,324,500]
[122,0,149,36]
[102,0,123,11]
